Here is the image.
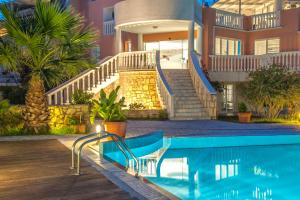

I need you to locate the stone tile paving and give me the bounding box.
[126,120,300,138]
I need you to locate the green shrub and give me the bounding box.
[159,109,169,120]
[0,100,24,135]
[238,102,248,113]
[239,65,300,119]
[68,115,83,125]
[90,86,126,123]
[71,90,93,105]
[50,126,76,135]
[0,86,26,105]
[129,103,145,110]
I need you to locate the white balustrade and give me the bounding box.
[216,10,244,29]
[251,11,280,30]
[188,51,217,119]
[46,51,156,105]
[210,52,300,72]
[103,20,115,35]
[118,51,156,71]
[155,51,175,119]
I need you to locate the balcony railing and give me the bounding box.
[210,52,300,72]
[216,10,244,30]
[103,20,115,35]
[251,11,280,30]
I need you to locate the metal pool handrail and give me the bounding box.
[71,131,139,176]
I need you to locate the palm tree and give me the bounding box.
[0,1,96,133]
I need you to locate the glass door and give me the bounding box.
[144,40,188,69]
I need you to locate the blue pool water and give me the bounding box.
[102,133,300,200]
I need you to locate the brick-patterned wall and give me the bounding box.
[119,71,162,110]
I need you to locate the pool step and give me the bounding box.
[162,69,210,120]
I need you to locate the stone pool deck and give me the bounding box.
[126,120,300,138]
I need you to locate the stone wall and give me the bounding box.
[48,105,90,129]
[119,71,162,110]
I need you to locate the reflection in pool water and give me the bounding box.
[102,135,300,200]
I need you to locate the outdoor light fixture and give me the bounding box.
[96,124,102,133]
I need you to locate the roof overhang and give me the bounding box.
[212,0,275,15]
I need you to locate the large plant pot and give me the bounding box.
[238,112,252,123]
[104,121,127,138]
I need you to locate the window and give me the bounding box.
[91,46,100,62]
[103,7,114,22]
[254,38,280,55]
[222,84,234,112]
[215,37,241,56]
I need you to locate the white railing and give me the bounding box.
[216,10,244,29]
[103,20,115,35]
[155,51,175,119]
[118,51,156,71]
[188,51,217,119]
[46,51,156,105]
[210,52,300,72]
[251,11,280,30]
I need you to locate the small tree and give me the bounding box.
[239,64,300,119]
[0,1,95,133]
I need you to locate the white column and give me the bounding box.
[195,25,202,55]
[138,33,144,51]
[275,0,283,11]
[188,21,195,55]
[116,27,123,53]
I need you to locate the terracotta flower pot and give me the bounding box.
[103,121,127,138]
[238,112,252,123]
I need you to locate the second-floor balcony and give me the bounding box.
[209,52,300,73]
[215,9,281,31]
[103,20,115,36]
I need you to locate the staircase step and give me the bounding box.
[161,69,211,120]
[176,108,204,113]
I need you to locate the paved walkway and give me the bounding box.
[0,140,133,200]
[126,120,300,138]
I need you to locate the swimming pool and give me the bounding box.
[101,132,300,200]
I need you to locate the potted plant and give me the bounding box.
[90,86,127,137]
[237,102,252,123]
[68,115,86,134]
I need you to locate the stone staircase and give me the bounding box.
[162,69,210,120]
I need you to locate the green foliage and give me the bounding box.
[158,109,169,120]
[50,126,76,135]
[238,102,248,113]
[239,65,300,119]
[0,86,26,104]
[129,103,145,111]
[90,86,126,123]
[0,1,96,89]
[0,100,24,135]
[68,115,82,125]
[71,90,93,105]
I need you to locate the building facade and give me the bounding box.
[4,0,300,119]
